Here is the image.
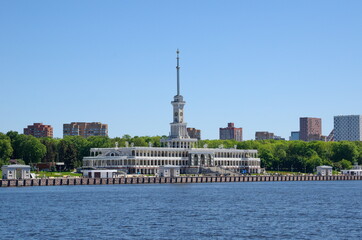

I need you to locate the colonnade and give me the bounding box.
[84,147,261,174]
[214,151,258,158]
[132,150,188,157]
[83,158,189,168]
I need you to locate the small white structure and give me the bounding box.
[341,163,362,176]
[2,165,31,179]
[158,165,180,177]
[316,165,333,176]
[82,169,118,178]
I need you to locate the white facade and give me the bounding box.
[341,164,362,176]
[82,50,261,175]
[316,165,332,176]
[334,115,362,141]
[83,146,261,174]
[82,169,118,178]
[2,165,31,179]
[158,165,180,177]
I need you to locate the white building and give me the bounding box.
[316,165,332,176]
[82,169,118,178]
[158,165,180,177]
[341,163,362,176]
[82,50,261,175]
[334,115,362,141]
[2,165,31,179]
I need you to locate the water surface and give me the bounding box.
[0,181,361,239]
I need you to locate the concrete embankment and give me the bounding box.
[1,175,361,187]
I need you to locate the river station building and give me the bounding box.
[82,51,261,175]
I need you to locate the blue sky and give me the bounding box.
[1,0,362,140]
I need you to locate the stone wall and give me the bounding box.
[0,175,361,187]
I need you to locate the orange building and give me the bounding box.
[24,123,53,138]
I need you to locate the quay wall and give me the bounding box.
[1,175,361,187]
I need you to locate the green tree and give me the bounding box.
[331,142,358,163]
[0,138,13,167]
[122,134,131,139]
[58,140,79,170]
[63,136,90,163]
[12,134,46,164]
[40,138,58,163]
[338,159,353,170]
[133,137,147,147]
[6,131,19,142]
[87,136,112,148]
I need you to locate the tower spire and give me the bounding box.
[176,49,180,96]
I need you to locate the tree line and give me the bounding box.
[0,131,361,172]
[0,132,163,170]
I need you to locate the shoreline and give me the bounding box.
[1,175,361,187]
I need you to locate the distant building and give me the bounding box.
[326,129,334,142]
[255,131,285,141]
[273,135,285,140]
[2,165,31,179]
[82,169,118,178]
[316,165,332,176]
[334,115,362,141]
[24,123,53,138]
[63,122,108,138]
[255,131,274,140]
[187,128,201,140]
[219,123,243,141]
[289,131,300,141]
[157,165,180,177]
[341,163,362,176]
[299,117,322,141]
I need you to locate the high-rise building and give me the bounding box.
[24,123,53,138]
[289,131,300,141]
[299,117,322,141]
[187,128,201,140]
[255,131,274,140]
[334,115,362,141]
[63,122,108,138]
[219,123,243,141]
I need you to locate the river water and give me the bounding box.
[0,181,361,239]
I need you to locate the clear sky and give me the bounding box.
[1,0,362,140]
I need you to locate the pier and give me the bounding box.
[1,175,361,187]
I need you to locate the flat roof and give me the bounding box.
[2,164,31,168]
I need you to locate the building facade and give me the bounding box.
[2,165,31,179]
[334,115,362,141]
[289,131,300,141]
[299,117,322,141]
[219,123,243,142]
[24,123,53,138]
[82,51,261,174]
[187,128,201,140]
[341,163,362,176]
[63,122,108,138]
[255,131,274,140]
[316,165,332,176]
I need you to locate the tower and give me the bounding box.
[161,50,198,148]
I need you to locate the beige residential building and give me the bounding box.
[63,122,108,138]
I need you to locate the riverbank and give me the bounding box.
[1,175,361,187]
